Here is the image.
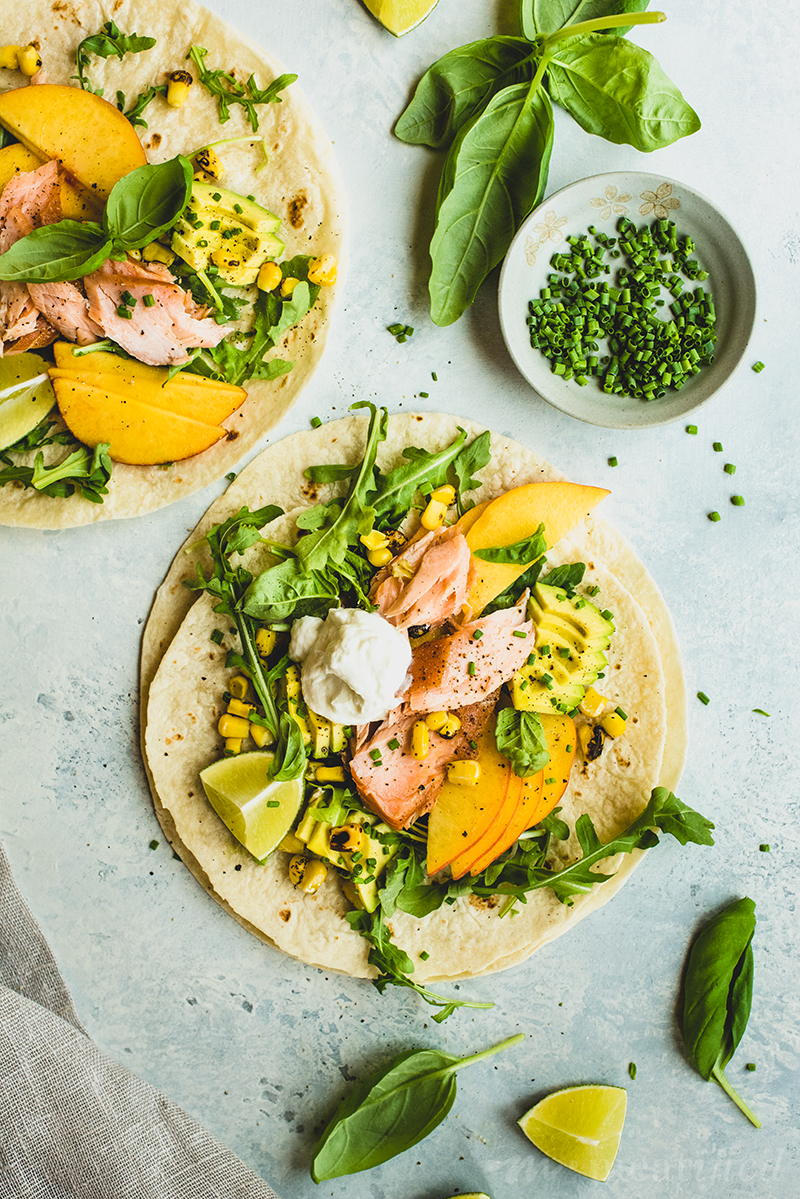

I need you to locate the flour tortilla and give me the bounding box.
[141,412,686,983]
[0,0,344,528]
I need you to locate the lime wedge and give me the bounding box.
[361,0,440,36]
[0,353,56,451]
[200,752,304,861]
[518,1085,627,1181]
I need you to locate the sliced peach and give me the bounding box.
[469,770,544,876]
[450,770,522,881]
[465,481,610,616]
[0,85,147,203]
[539,712,577,815]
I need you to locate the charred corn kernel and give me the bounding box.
[218,713,250,739]
[412,720,430,760]
[360,529,389,552]
[280,276,299,298]
[142,241,175,266]
[0,46,20,70]
[229,675,250,700]
[368,546,393,568]
[227,697,256,718]
[420,498,447,531]
[329,824,364,854]
[17,45,41,76]
[386,529,407,554]
[438,715,462,739]
[257,261,282,292]
[255,627,277,658]
[315,765,346,784]
[430,484,456,505]
[446,761,481,786]
[289,855,327,893]
[166,69,193,108]
[579,686,608,718]
[390,558,415,580]
[307,253,337,286]
[224,737,243,755]
[250,722,274,749]
[193,147,223,179]
[424,710,450,732]
[578,724,595,754]
[284,664,311,746]
[278,831,305,854]
[601,710,627,738]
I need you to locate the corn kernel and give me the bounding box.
[579,686,607,718]
[250,722,274,749]
[601,710,627,738]
[424,711,450,732]
[446,761,481,786]
[227,697,256,718]
[578,724,595,754]
[438,715,462,739]
[166,69,193,108]
[315,765,346,784]
[307,254,337,286]
[280,276,299,298]
[257,261,282,292]
[390,558,415,580]
[17,45,42,76]
[368,546,393,567]
[420,498,447,531]
[412,720,430,760]
[193,147,223,179]
[329,824,364,854]
[224,737,243,755]
[255,627,277,658]
[229,675,250,700]
[142,241,175,266]
[278,831,305,855]
[360,529,389,552]
[430,484,456,505]
[0,46,20,70]
[288,855,327,893]
[218,713,250,739]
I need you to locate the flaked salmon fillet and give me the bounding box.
[372,524,475,631]
[27,281,103,345]
[349,694,497,829]
[0,162,63,353]
[84,258,232,366]
[0,159,61,232]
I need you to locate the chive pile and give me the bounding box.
[526,216,716,400]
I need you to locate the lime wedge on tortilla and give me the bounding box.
[0,353,56,451]
[518,1085,627,1181]
[200,752,304,861]
[362,0,440,36]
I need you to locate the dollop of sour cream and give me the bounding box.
[289,607,411,725]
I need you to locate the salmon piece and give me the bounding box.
[349,694,497,830]
[27,281,103,345]
[408,600,534,713]
[371,525,475,631]
[4,313,57,355]
[0,160,61,232]
[83,258,232,367]
[0,162,65,353]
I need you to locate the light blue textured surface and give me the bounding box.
[2,1,799,1196]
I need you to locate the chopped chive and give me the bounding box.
[467,661,476,676]
[234,203,243,214]
[759,843,770,852]
[545,777,556,786]
[559,647,571,658]
[527,653,536,665]
[708,511,721,522]
[431,372,438,381]
[686,424,698,434]
[752,708,770,716]
[142,293,155,308]
[149,839,159,850]
[538,644,550,656]
[387,737,400,750]
[404,325,414,336]
[369,748,382,761]
[713,441,723,452]
[472,629,483,640]
[266,800,280,808]
[116,304,132,319]
[724,463,736,475]
[419,951,430,961]
[209,219,221,230]
[600,610,613,621]
[211,629,224,645]
[469,739,477,750]
[565,745,573,753]
[396,333,407,343]
[120,289,136,306]
[608,456,618,467]
[225,472,237,482]
[419,391,429,398]
[310,416,322,428]
[731,495,745,506]
[512,629,527,638]
[212,192,221,201]
[586,584,600,596]
[746,1062,757,1071]
[629,1062,637,1080]
[697,691,710,705]
[387,323,404,335]
[752,361,765,373]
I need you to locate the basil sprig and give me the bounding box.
[495,708,550,776]
[396,0,700,324]
[0,156,193,284]
[680,897,761,1128]
[311,1034,524,1181]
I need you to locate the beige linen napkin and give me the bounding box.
[0,841,281,1199]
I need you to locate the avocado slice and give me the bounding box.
[171,180,284,286]
[512,582,614,715]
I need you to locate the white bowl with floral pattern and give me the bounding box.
[498,172,756,429]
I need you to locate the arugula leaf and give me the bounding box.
[495,708,550,776]
[473,522,546,565]
[119,83,168,130]
[0,438,112,502]
[371,428,468,526]
[188,46,297,132]
[305,463,359,484]
[74,20,156,93]
[243,557,339,622]
[452,429,491,513]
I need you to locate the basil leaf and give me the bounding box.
[396,38,535,149]
[310,1036,523,1181]
[429,80,554,326]
[473,523,546,565]
[547,34,701,150]
[522,0,650,39]
[680,898,761,1127]
[304,463,359,484]
[495,708,550,776]
[541,561,586,594]
[105,155,193,248]
[0,222,110,283]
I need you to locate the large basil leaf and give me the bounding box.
[429,81,554,326]
[0,221,110,282]
[521,0,650,39]
[547,34,701,150]
[395,38,535,149]
[495,708,550,777]
[104,155,193,248]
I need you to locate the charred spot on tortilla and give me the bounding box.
[279,909,291,922]
[147,133,162,151]
[469,895,500,911]
[288,193,308,228]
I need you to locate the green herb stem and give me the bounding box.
[711,1062,762,1129]
[543,11,666,50]
[450,1032,525,1070]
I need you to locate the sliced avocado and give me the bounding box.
[344,824,398,914]
[512,582,614,715]
[307,709,332,759]
[171,180,284,286]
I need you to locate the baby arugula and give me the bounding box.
[396,0,700,325]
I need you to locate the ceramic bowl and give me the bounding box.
[498,172,757,429]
